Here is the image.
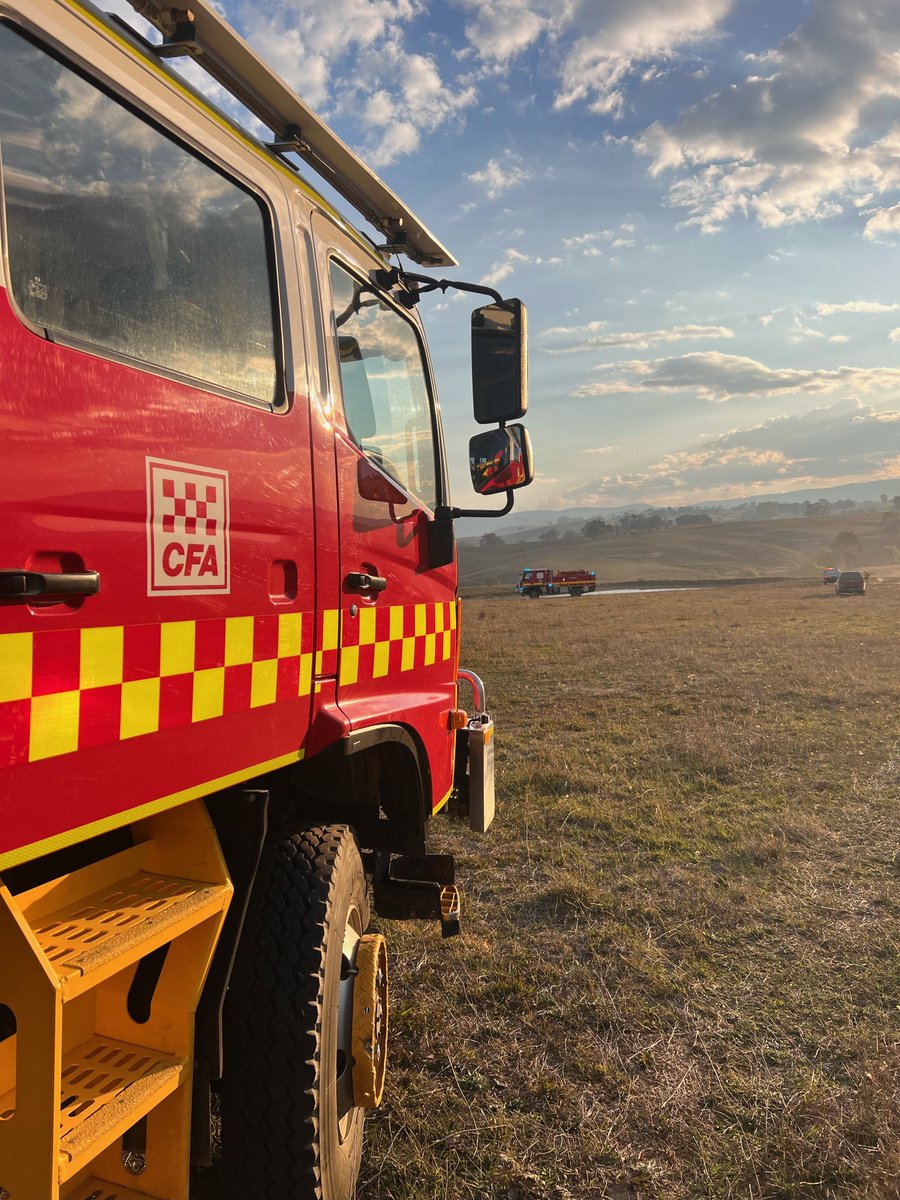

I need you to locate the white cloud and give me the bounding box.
[580,444,621,455]
[543,322,734,354]
[575,351,900,402]
[864,203,900,240]
[467,151,533,198]
[562,232,603,256]
[481,247,562,287]
[552,0,732,117]
[634,0,900,233]
[889,328,900,343]
[461,0,546,64]
[457,0,730,117]
[817,301,900,316]
[228,1,474,164]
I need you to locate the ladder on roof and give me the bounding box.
[115,1,457,268]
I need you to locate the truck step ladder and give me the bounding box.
[0,801,232,1200]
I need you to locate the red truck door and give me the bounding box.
[0,22,315,868]
[311,214,458,812]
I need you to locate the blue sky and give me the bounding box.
[110,0,900,511]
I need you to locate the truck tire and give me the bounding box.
[569,587,582,597]
[220,823,371,1200]
[528,587,541,599]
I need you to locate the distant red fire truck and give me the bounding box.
[0,3,535,1198]
[517,567,597,597]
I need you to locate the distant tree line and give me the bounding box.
[475,493,900,548]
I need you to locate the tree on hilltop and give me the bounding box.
[480,531,503,548]
[802,500,832,517]
[582,517,611,540]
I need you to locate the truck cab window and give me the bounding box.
[0,22,279,403]
[329,259,437,511]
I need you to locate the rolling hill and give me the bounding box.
[458,511,900,588]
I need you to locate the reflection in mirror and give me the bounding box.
[471,299,528,425]
[469,424,534,495]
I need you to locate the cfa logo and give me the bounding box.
[146,458,230,595]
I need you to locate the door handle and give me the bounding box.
[0,569,101,598]
[345,572,387,594]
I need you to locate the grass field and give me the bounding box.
[359,581,900,1200]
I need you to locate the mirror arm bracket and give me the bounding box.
[434,490,515,522]
[374,268,504,308]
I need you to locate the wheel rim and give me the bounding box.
[350,934,389,1110]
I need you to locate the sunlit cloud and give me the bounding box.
[864,202,900,240]
[543,322,734,354]
[466,150,533,198]
[458,0,731,116]
[817,300,900,316]
[634,0,900,234]
[481,247,562,287]
[575,351,900,402]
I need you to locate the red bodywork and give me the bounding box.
[517,567,596,595]
[0,278,458,869]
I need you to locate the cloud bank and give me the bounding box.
[565,398,900,504]
[576,351,900,402]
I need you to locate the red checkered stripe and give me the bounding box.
[0,612,315,768]
[338,600,457,687]
[0,601,457,768]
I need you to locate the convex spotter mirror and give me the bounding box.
[471,299,528,425]
[469,424,534,495]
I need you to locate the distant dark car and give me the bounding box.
[835,571,866,596]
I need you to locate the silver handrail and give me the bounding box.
[457,669,486,714]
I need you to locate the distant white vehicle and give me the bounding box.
[822,566,841,584]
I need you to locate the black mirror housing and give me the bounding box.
[471,299,528,424]
[469,424,534,495]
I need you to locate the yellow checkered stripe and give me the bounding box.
[0,612,316,768]
[0,601,457,768]
[338,600,457,687]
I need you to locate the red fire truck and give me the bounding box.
[517,567,597,598]
[0,3,534,1198]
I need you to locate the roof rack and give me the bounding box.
[118,1,457,267]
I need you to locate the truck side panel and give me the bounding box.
[0,8,319,868]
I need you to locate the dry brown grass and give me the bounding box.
[359,581,900,1200]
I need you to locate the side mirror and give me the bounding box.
[469,424,534,495]
[471,299,528,424]
[357,456,407,506]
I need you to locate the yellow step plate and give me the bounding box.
[65,1179,165,1200]
[31,871,228,996]
[54,1035,185,1181]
